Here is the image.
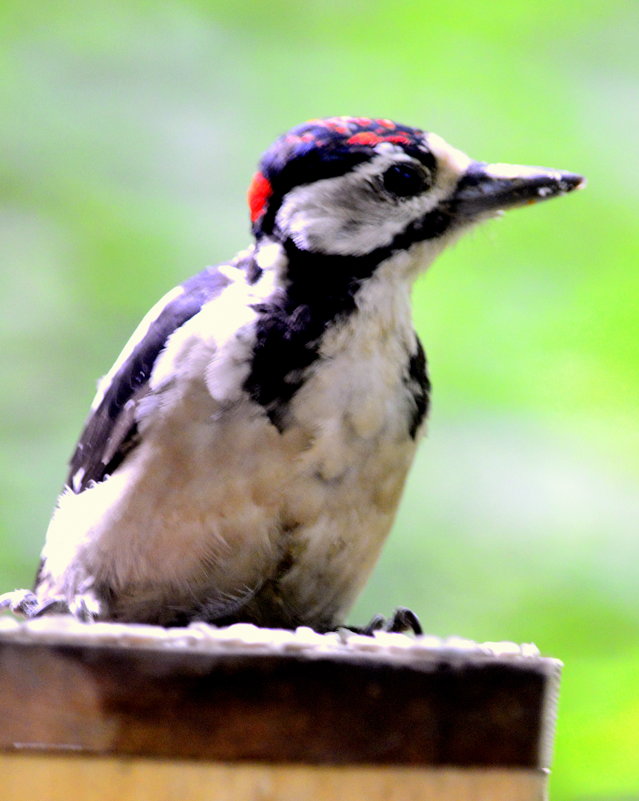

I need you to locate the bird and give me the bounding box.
[0,117,584,631]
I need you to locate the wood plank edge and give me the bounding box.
[1,752,549,801]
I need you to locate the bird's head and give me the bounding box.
[247,116,584,271]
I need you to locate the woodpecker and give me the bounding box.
[1,117,584,630]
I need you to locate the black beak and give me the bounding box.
[452,161,586,220]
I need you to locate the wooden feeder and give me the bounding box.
[0,618,561,800]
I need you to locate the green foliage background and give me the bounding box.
[1,1,637,796]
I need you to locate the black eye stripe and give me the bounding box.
[381,163,432,198]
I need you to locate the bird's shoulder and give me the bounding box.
[66,256,248,493]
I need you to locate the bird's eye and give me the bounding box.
[381,163,431,198]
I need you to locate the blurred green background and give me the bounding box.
[1,0,637,797]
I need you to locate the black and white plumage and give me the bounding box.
[2,118,584,629]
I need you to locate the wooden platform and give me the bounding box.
[0,617,561,800]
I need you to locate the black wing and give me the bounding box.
[67,265,233,492]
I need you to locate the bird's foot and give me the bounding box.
[0,588,41,617]
[342,606,423,637]
[0,588,100,622]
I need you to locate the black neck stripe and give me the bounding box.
[244,241,375,429]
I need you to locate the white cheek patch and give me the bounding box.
[276,152,426,256]
[275,144,469,257]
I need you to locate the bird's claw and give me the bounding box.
[0,588,41,617]
[69,594,100,622]
[0,588,99,622]
[32,597,72,617]
[341,606,423,637]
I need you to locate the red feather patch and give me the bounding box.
[248,171,273,222]
[346,130,412,148]
[347,131,382,147]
